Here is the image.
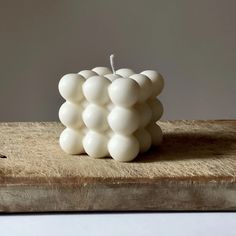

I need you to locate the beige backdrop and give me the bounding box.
[0,0,235,121]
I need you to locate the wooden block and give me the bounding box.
[0,120,236,212]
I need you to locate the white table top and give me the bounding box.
[0,213,235,236]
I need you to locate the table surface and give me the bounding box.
[2,120,236,179]
[0,213,235,236]
[1,120,236,212]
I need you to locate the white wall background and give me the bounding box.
[0,0,235,121]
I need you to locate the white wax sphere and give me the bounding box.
[108,78,139,107]
[59,102,83,129]
[116,68,135,77]
[135,103,152,127]
[141,70,164,97]
[108,107,139,135]
[105,129,114,138]
[106,102,114,111]
[83,131,108,158]
[147,123,163,146]
[148,98,163,121]
[134,128,151,153]
[82,104,108,132]
[81,99,89,108]
[108,134,139,162]
[59,128,84,154]
[78,70,97,79]
[92,67,112,75]
[58,74,85,102]
[82,76,111,105]
[130,74,153,102]
[104,74,121,82]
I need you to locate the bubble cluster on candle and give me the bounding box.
[58,67,164,162]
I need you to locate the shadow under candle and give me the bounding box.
[136,131,236,163]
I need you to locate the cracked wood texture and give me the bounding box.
[0,120,236,212]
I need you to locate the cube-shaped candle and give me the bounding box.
[58,58,164,162]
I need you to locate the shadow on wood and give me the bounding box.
[136,130,236,163]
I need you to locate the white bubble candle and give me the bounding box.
[58,55,164,162]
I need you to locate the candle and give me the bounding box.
[58,55,164,162]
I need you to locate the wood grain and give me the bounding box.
[0,120,236,212]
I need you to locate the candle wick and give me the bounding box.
[110,54,116,74]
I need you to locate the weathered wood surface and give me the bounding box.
[0,120,236,212]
